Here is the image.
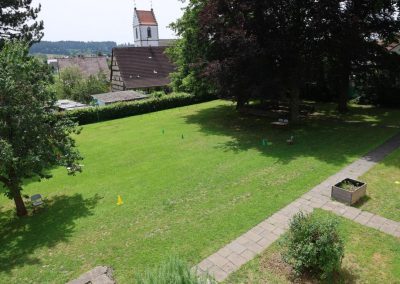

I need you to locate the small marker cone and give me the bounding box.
[117,195,124,206]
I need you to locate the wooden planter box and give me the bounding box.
[331,178,367,205]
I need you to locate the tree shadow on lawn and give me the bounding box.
[0,194,102,273]
[184,104,399,166]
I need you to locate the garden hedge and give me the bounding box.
[61,93,216,125]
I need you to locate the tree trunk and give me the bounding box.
[338,60,351,114]
[290,87,300,124]
[236,96,246,110]
[12,186,28,217]
[338,75,349,113]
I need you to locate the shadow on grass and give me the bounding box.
[0,194,102,272]
[353,195,372,209]
[184,104,400,166]
[330,267,360,284]
[295,268,360,284]
[263,251,360,284]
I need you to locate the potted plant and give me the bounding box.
[331,178,367,205]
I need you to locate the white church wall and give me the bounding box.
[137,25,159,47]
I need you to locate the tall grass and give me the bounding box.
[136,257,215,284]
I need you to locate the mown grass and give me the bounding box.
[225,210,400,283]
[0,100,399,283]
[356,148,400,222]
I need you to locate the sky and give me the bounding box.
[31,0,186,44]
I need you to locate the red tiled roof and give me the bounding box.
[112,47,175,89]
[135,9,157,25]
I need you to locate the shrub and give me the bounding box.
[61,92,215,125]
[148,90,167,99]
[135,257,215,284]
[281,212,344,279]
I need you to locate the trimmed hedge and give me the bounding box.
[61,92,216,125]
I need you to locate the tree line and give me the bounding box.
[168,0,400,122]
[30,41,117,56]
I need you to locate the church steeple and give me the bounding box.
[133,7,159,47]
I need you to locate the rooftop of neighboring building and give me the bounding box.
[56,100,89,111]
[112,46,175,89]
[92,90,148,104]
[57,56,110,78]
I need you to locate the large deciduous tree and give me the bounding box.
[167,0,214,97]
[317,0,400,113]
[198,0,321,122]
[0,41,82,217]
[0,0,44,46]
[173,0,400,118]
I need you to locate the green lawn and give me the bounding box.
[0,100,399,283]
[225,210,400,283]
[356,148,400,222]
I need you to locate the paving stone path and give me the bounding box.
[196,133,400,282]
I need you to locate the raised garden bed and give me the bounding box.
[331,178,367,205]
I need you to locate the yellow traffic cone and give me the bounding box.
[117,195,124,206]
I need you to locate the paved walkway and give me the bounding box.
[196,133,400,282]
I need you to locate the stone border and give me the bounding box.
[196,133,400,282]
[67,266,115,284]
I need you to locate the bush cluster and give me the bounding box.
[61,92,215,125]
[282,212,344,279]
[54,67,109,103]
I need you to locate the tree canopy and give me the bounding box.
[167,0,214,97]
[170,0,400,117]
[0,41,82,216]
[0,0,43,46]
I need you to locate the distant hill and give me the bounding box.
[30,41,117,56]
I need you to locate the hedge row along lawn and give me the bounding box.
[225,210,400,283]
[0,100,399,283]
[357,148,400,222]
[63,92,215,125]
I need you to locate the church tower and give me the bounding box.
[133,8,159,47]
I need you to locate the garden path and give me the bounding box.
[196,133,400,282]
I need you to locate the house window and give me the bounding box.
[147,27,152,38]
[135,28,138,39]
